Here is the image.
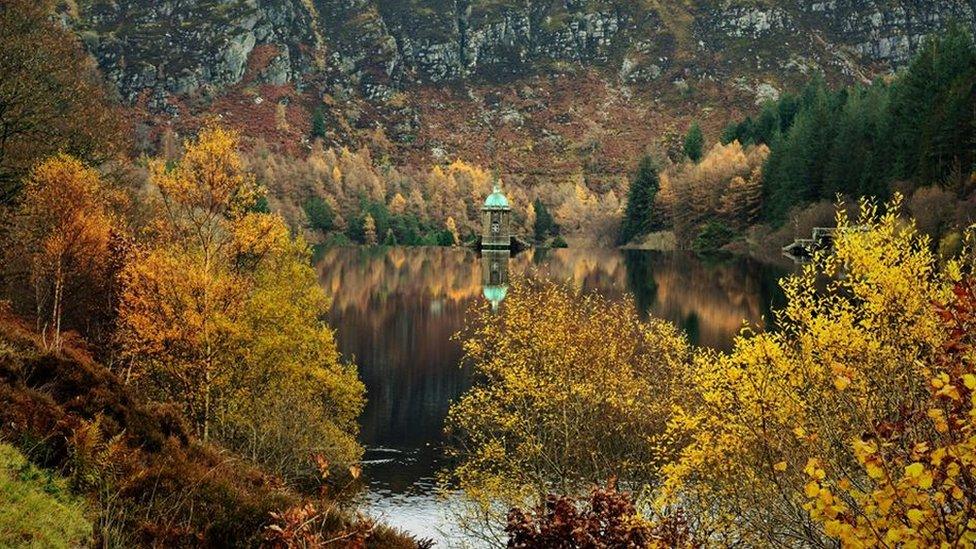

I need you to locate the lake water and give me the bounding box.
[317,246,787,546]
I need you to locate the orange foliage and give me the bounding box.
[661,140,768,242]
[7,154,117,350]
[245,142,626,245]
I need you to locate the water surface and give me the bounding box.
[317,246,787,545]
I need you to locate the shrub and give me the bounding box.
[506,483,699,548]
[551,235,568,248]
[446,278,691,525]
[506,484,650,548]
[908,185,956,243]
[691,221,736,254]
[658,197,976,545]
[802,276,976,546]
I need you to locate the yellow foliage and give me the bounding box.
[363,213,377,246]
[446,278,692,517]
[9,154,116,350]
[150,125,258,223]
[657,196,971,545]
[389,192,407,215]
[118,125,364,479]
[445,216,460,246]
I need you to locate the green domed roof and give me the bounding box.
[483,183,510,209]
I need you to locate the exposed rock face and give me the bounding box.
[75,0,316,110]
[697,0,974,76]
[69,0,975,109]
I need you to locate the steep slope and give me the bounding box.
[0,307,416,546]
[65,0,976,201]
[73,0,975,103]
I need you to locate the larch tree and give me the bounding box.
[363,213,378,246]
[389,192,407,215]
[446,216,460,246]
[7,154,115,351]
[718,166,764,229]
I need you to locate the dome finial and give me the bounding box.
[483,169,510,209]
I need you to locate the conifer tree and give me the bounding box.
[532,198,555,241]
[684,122,705,163]
[311,108,327,140]
[619,156,661,245]
[887,24,976,186]
[719,167,763,228]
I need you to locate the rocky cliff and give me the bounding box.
[63,0,976,177]
[71,0,974,105]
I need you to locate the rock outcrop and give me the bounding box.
[67,0,976,109]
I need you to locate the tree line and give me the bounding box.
[620,25,976,251]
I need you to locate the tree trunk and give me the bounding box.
[51,261,63,351]
[203,367,211,441]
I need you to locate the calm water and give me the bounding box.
[317,246,787,545]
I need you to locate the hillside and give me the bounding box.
[0,306,415,547]
[66,0,975,179]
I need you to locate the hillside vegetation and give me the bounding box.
[0,443,91,548]
[0,304,416,547]
[618,25,976,253]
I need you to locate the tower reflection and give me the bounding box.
[480,249,511,311]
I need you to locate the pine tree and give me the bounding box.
[311,108,327,140]
[754,104,781,145]
[302,196,334,233]
[887,24,976,185]
[619,156,661,245]
[533,198,555,241]
[383,228,397,246]
[684,122,705,163]
[762,81,838,223]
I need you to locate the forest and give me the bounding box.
[1,0,976,547]
[619,24,976,256]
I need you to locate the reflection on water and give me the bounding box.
[481,250,511,311]
[317,246,787,545]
